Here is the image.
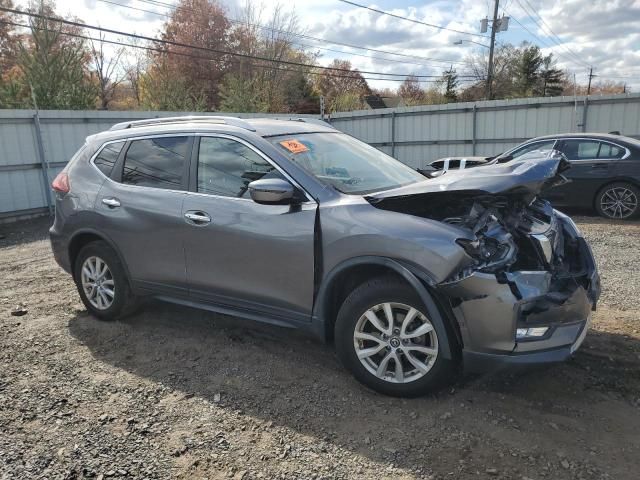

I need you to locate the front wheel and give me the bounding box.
[595,182,640,219]
[334,276,457,397]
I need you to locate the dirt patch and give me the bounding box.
[1,214,639,479]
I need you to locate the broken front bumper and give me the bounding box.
[438,213,600,372]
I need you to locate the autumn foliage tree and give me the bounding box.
[154,0,231,110]
[398,75,424,106]
[314,59,370,112]
[0,0,21,107]
[0,0,18,72]
[14,0,96,109]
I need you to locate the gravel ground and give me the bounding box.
[1,214,639,480]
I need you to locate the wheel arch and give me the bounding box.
[68,229,132,282]
[313,256,459,359]
[593,178,640,213]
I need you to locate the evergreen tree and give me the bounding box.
[515,44,544,96]
[443,67,459,103]
[17,1,96,109]
[536,54,564,97]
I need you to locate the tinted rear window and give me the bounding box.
[94,141,125,177]
[121,137,190,190]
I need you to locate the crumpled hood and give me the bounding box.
[368,157,570,201]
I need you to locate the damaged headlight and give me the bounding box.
[456,236,508,261]
[456,223,517,271]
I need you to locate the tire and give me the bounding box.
[334,276,457,397]
[73,240,137,320]
[595,182,640,219]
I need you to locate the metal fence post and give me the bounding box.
[33,112,53,216]
[581,97,589,133]
[472,105,478,155]
[391,111,396,158]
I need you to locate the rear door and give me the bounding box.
[182,134,317,323]
[96,134,193,296]
[554,139,619,206]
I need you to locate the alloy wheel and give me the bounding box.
[353,302,439,384]
[600,186,638,219]
[80,256,115,310]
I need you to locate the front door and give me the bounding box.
[182,135,317,323]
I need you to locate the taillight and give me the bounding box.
[52,172,70,193]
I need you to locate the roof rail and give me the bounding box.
[109,116,256,132]
[272,117,335,129]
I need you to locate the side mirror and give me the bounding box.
[248,178,295,205]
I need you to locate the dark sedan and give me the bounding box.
[429,133,640,219]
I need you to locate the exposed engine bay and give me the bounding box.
[366,157,601,356]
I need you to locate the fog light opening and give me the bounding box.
[516,327,549,339]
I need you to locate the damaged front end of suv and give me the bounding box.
[368,157,601,369]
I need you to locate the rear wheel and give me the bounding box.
[334,276,457,397]
[595,182,640,219]
[73,241,136,320]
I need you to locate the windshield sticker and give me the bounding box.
[279,139,309,154]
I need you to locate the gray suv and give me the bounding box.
[49,116,600,397]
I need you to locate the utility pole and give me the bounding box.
[485,0,500,100]
[587,67,595,95]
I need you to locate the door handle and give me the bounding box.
[102,197,121,208]
[184,212,211,224]
[591,163,608,168]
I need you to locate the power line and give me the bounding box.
[514,0,589,68]
[503,11,589,69]
[135,0,468,66]
[0,19,480,85]
[0,5,477,80]
[96,0,466,71]
[336,0,488,38]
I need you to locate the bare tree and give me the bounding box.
[89,32,126,109]
[123,37,149,108]
[398,75,425,106]
[221,1,318,112]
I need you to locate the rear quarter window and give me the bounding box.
[93,141,125,177]
[598,142,626,159]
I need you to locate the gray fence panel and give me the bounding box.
[1,94,640,220]
[331,93,640,168]
[0,110,317,218]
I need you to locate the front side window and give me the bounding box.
[503,140,556,160]
[268,132,425,194]
[94,141,125,177]
[197,137,283,198]
[561,140,601,160]
[121,136,190,190]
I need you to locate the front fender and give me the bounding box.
[312,256,454,359]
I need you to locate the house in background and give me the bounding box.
[364,94,405,109]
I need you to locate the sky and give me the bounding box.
[14,0,640,92]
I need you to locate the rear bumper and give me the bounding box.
[49,226,72,274]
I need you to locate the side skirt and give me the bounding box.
[153,295,321,337]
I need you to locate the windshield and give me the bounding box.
[268,132,425,194]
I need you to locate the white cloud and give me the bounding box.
[16,0,640,91]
